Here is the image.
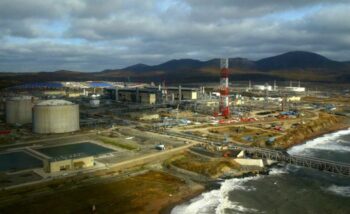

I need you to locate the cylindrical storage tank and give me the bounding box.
[33,99,79,134]
[90,99,100,107]
[253,85,265,91]
[285,87,306,92]
[0,98,5,112]
[6,96,34,125]
[265,85,273,91]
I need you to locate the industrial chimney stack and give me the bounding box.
[219,58,230,118]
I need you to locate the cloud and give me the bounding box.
[0,0,350,72]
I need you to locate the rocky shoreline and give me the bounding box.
[160,166,271,214]
[286,123,350,150]
[160,122,350,214]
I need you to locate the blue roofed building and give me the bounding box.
[88,82,114,88]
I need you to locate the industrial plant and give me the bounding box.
[0,58,349,214]
[2,0,350,212]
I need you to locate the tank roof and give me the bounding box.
[36,99,75,106]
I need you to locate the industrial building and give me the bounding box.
[104,86,199,104]
[43,155,94,173]
[116,88,159,104]
[33,99,80,134]
[165,86,198,101]
[6,96,35,125]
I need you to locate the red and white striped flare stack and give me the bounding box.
[219,58,230,118]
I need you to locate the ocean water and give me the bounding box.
[172,128,350,214]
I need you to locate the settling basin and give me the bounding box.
[0,152,43,172]
[35,142,115,159]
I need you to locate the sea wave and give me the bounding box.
[172,169,291,214]
[324,185,350,197]
[336,139,348,144]
[287,128,350,155]
[173,129,350,214]
[269,167,289,175]
[171,176,261,214]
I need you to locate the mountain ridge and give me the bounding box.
[109,51,348,73]
[1,51,350,88]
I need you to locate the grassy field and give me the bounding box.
[170,152,240,178]
[275,112,348,148]
[0,171,196,214]
[97,136,139,150]
[209,126,278,146]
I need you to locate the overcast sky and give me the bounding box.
[1,0,350,72]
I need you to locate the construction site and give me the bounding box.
[0,59,349,213]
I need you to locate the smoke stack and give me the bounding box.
[219,58,230,118]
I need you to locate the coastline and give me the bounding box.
[284,123,350,150]
[160,187,205,214]
[160,124,350,214]
[160,170,268,213]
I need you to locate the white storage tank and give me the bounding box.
[284,87,306,92]
[90,99,100,107]
[253,85,272,91]
[6,96,34,125]
[90,94,100,107]
[33,99,79,134]
[0,98,5,112]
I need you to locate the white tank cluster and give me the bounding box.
[6,96,34,125]
[33,99,79,134]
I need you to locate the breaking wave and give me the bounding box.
[171,168,289,214]
[173,129,350,214]
[269,167,289,175]
[324,185,350,197]
[287,128,350,155]
[171,176,261,214]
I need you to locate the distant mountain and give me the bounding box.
[255,51,345,71]
[154,59,203,70]
[119,63,151,72]
[229,58,256,69]
[119,58,256,72]
[117,51,346,74]
[1,51,350,88]
[117,59,204,73]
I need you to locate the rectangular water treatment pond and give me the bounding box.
[35,142,115,159]
[0,152,43,172]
